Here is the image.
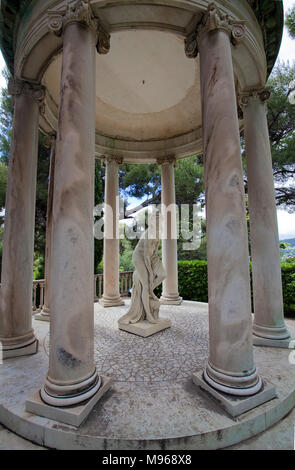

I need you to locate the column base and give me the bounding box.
[160,295,183,305]
[204,362,262,395]
[192,371,276,418]
[119,319,171,337]
[253,334,295,349]
[99,296,125,308]
[34,309,50,322]
[26,376,112,427]
[1,336,39,360]
[253,322,291,340]
[40,370,103,407]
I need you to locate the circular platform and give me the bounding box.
[0,300,294,450]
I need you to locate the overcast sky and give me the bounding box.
[0,1,294,238]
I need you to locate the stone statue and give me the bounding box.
[119,214,166,326]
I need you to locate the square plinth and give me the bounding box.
[192,371,276,418]
[34,313,50,322]
[253,335,295,349]
[99,298,125,308]
[119,319,171,337]
[3,339,39,360]
[25,376,112,427]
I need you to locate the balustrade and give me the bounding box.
[31,272,133,312]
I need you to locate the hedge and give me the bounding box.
[174,259,295,317]
[178,260,208,303]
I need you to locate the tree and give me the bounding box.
[266,61,295,210]
[0,67,12,279]
[0,67,13,166]
[94,158,104,273]
[0,160,7,212]
[120,162,161,213]
[0,69,105,278]
[34,135,50,257]
[286,6,295,39]
[119,157,206,265]
[120,156,204,212]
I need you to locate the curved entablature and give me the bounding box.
[0,0,284,162]
[0,0,283,76]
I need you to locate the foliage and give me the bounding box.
[33,253,45,281]
[0,160,7,213]
[266,61,295,210]
[281,259,295,316]
[119,237,135,272]
[177,260,208,302]
[120,156,204,211]
[0,68,105,277]
[94,158,104,273]
[280,237,295,259]
[34,134,50,258]
[177,217,207,261]
[176,259,295,317]
[120,157,206,263]
[120,163,161,205]
[0,67,13,165]
[0,225,3,276]
[286,5,295,39]
[175,156,204,206]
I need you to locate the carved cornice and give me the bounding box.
[8,78,45,104]
[239,89,271,108]
[185,3,246,59]
[48,0,110,55]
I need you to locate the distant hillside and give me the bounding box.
[282,238,295,247]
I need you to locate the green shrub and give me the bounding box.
[33,254,45,281]
[178,260,208,302]
[174,259,295,317]
[281,260,295,316]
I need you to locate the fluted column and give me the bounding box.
[35,134,56,322]
[159,157,182,305]
[100,157,125,308]
[39,1,110,407]
[189,4,262,396]
[240,90,293,348]
[0,79,44,359]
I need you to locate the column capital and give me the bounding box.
[157,156,177,167]
[8,78,45,104]
[238,89,271,108]
[185,3,246,58]
[43,132,57,149]
[103,156,123,166]
[48,0,110,54]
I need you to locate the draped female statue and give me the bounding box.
[118,215,166,326]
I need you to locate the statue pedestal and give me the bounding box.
[118,319,171,337]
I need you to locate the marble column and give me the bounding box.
[159,158,182,305]
[40,8,104,407]
[0,79,44,359]
[240,90,293,348]
[194,4,262,395]
[100,157,125,308]
[35,134,56,322]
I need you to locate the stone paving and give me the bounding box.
[0,405,294,450]
[0,302,294,450]
[44,302,209,384]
